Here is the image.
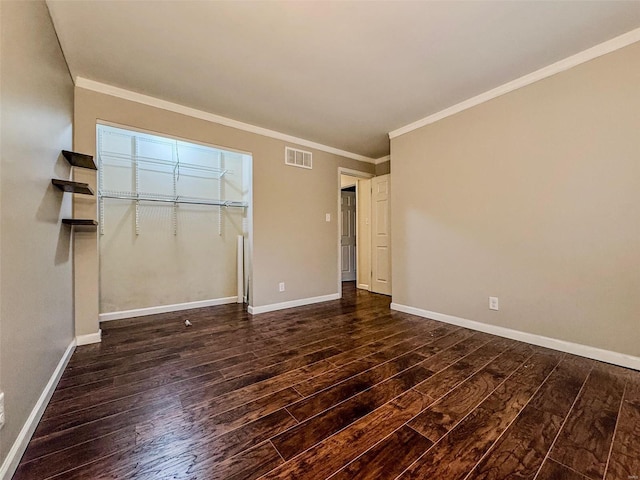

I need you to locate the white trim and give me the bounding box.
[75,77,376,164]
[374,155,390,165]
[248,293,340,315]
[99,297,238,322]
[76,329,102,346]
[237,235,244,304]
[338,167,375,179]
[389,28,640,139]
[357,283,370,291]
[0,339,76,480]
[244,153,254,312]
[390,303,640,371]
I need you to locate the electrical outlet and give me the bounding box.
[325,213,331,222]
[0,391,5,430]
[279,282,285,292]
[489,297,499,311]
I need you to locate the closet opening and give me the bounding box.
[96,123,252,321]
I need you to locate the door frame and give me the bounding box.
[337,167,374,298]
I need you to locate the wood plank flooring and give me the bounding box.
[15,283,640,480]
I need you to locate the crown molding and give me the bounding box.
[374,155,390,165]
[389,27,640,139]
[74,77,377,164]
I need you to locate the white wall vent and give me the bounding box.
[285,147,312,169]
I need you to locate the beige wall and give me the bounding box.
[391,42,640,356]
[0,0,3,461]
[375,161,390,176]
[74,88,375,333]
[0,0,74,465]
[72,165,98,337]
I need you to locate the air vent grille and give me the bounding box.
[285,147,312,169]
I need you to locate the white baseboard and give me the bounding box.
[76,329,102,346]
[390,303,640,371]
[0,339,76,480]
[357,283,370,291]
[99,296,238,322]
[248,293,341,315]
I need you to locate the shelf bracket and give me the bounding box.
[134,136,140,235]
[173,142,178,236]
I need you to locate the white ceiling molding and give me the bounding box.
[389,27,640,139]
[374,155,390,165]
[75,77,377,164]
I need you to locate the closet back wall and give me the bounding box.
[98,125,246,314]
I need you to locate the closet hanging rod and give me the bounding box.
[100,191,247,208]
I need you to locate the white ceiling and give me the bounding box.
[47,1,640,159]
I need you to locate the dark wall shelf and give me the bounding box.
[62,150,96,170]
[55,150,97,230]
[52,179,94,195]
[62,219,98,226]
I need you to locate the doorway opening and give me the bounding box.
[340,184,357,283]
[337,168,374,298]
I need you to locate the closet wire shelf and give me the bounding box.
[99,151,230,178]
[98,141,246,235]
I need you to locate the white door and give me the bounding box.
[357,179,371,290]
[371,174,391,295]
[341,190,357,281]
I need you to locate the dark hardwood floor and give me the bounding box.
[15,283,640,479]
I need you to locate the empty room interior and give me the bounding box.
[2,1,640,479]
